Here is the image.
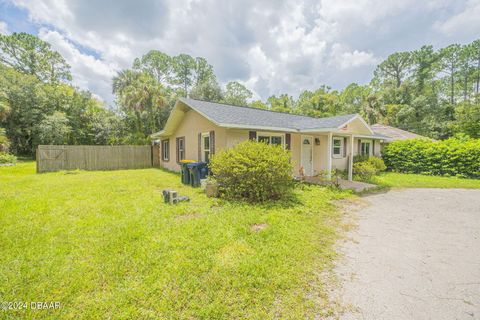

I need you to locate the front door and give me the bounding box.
[301,136,313,176]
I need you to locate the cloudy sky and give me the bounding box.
[1,0,479,106]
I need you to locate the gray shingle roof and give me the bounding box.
[371,124,429,141]
[180,98,358,131]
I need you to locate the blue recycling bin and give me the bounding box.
[180,163,190,184]
[186,162,209,187]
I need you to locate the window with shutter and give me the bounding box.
[161,139,169,161]
[176,137,185,162]
[332,137,344,158]
[200,132,210,162]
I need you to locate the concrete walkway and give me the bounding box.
[304,177,377,192]
[334,189,480,320]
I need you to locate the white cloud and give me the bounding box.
[330,44,380,70]
[0,20,9,34]
[5,0,476,103]
[434,0,480,39]
[37,28,117,105]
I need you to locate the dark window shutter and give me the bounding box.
[249,131,257,140]
[358,139,361,154]
[343,137,347,157]
[161,139,169,161]
[285,133,291,150]
[198,133,202,161]
[176,137,179,162]
[210,130,215,154]
[161,140,165,161]
[167,140,170,160]
[372,140,375,155]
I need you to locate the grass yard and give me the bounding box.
[0,162,350,319]
[372,172,480,189]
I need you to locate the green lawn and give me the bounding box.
[372,172,480,189]
[0,162,350,319]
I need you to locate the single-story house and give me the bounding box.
[151,98,386,180]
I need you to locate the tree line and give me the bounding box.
[1,32,479,156]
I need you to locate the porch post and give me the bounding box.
[327,132,332,179]
[348,134,354,181]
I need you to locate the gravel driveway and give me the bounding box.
[335,188,480,320]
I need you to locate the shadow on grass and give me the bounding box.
[216,190,305,210]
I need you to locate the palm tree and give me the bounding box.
[112,70,167,136]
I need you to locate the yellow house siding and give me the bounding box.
[160,109,226,172]
[225,129,249,148]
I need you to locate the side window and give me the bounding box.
[257,133,284,147]
[271,136,282,145]
[361,141,371,156]
[177,137,185,162]
[258,136,270,144]
[332,137,343,157]
[162,139,169,161]
[202,133,210,162]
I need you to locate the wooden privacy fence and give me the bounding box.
[36,145,160,173]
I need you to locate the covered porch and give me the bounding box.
[295,131,383,182]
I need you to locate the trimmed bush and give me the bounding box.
[367,156,387,172]
[353,156,386,181]
[382,137,480,178]
[353,161,377,181]
[353,154,369,163]
[209,140,294,202]
[0,152,17,166]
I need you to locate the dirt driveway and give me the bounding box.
[334,188,480,320]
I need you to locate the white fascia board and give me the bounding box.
[150,130,165,139]
[221,123,298,132]
[353,134,388,139]
[298,128,337,133]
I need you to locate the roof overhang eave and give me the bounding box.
[353,134,390,140]
[150,130,166,139]
[298,127,337,133]
[220,123,298,132]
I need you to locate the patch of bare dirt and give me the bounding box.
[250,223,268,232]
[175,213,203,220]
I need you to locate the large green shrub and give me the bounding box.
[366,156,387,172]
[382,137,480,178]
[209,140,294,202]
[353,161,377,181]
[353,156,386,181]
[0,152,17,165]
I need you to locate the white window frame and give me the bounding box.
[256,132,285,148]
[201,132,210,162]
[178,137,185,161]
[332,137,344,158]
[360,140,371,156]
[162,139,169,161]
